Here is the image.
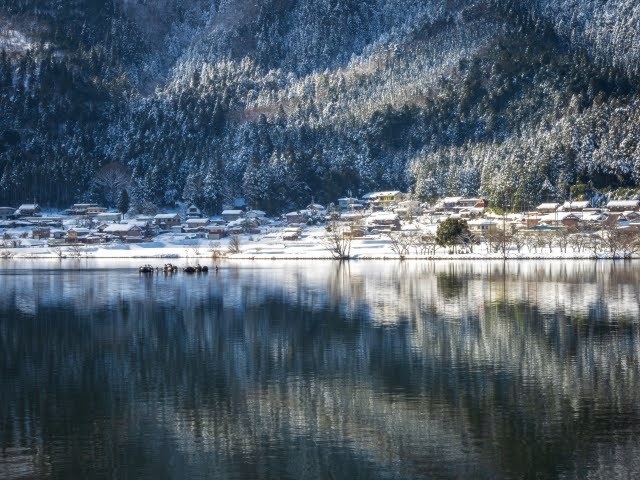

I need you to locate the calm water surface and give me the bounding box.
[1,260,640,479]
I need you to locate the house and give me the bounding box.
[221,210,244,222]
[0,207,15,220]
[22,216,62,227]
[339,212,365,223]
[246,210,267,220]
[185,218,210,229]
[366,212,401,232]
[51,230,66,240]
[606,200,640,212]
[185,204,203,218]
[473,198,489,209]
[362,191,405,207]
[207,226,227,240]
[15,204,41,217]
[96,212,123,223]
[32,228,51,240]
[467,219,498,235]
[394,200,423,219]
[66,227,91,242]
[154,213,181,229]
[347,203,365,211]
[536,202,560,213]
[337,197,359,210]
[562,200,590,212]
[456,198,489,209]
[101,223,144,239]
[285,211,309,224]
[66,204,107,217]
[82,233,109,245]
[435,197,463,212]
[538,212,581,228]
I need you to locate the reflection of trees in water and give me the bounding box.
[1,261,640,478]
[436,269,465,299]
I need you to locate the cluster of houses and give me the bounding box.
[0,201,276,245]
[283,193,640,239]
[1,193,639,246]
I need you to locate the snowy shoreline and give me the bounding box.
[1,241,637,262]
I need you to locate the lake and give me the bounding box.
[1,260,640,479]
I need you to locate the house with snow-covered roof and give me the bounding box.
[96,212,123,223]
[66,227,92,242]
[361,191,405,207]
[15,204,40,217]
[467,219,498,234]
[185,217,210,228]
[100,223,144,239]
[606,199,640,212]
[366,212,401,232]
[154,213,181,229]
[337,197,359,210]
[185,204,203,218]
[536,202,560,213]
[221,210,244,222]
[562,200,590,212]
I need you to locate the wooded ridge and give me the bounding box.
[1,0,640,212]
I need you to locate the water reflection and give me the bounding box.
[1,260,640,479]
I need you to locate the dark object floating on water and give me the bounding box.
[162,263,178,273]
[139,265,154,273]
[184,264,208,273]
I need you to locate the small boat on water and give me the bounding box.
[139,265,154,273]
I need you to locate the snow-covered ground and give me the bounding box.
[0,225,634,261]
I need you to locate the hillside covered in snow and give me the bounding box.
[1,0,640,212]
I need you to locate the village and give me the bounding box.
[1,191,640,259]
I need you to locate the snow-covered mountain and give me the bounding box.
[1,0,640,211]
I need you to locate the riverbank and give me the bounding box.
[1,227,637,261]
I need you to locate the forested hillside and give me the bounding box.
[1,0,640,213]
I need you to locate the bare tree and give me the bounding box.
[458,231,480,254]
[228,235,242,254]
[209,241,225,260]
[93,162,132,207]
[618,229,640,259]
[512,231,525,253]
[523,233,538,254]
[601,224,622,258]
[554,229,571,253]
[387,231,413,258]
[535,234,548,254]
[586,233,604,258]
[567,227,588,253]
[413,232,438,255]
[487,229,513,258]
[321,219,352,259]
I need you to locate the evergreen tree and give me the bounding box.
[436,218,470,250]
[117,189,130,215]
